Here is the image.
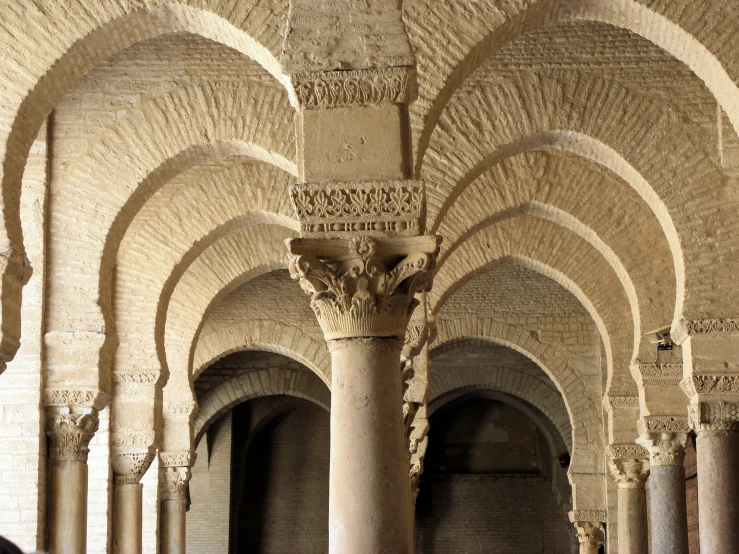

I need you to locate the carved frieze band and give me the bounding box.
[44,388,110,410]
[637,416,690,435]
[606,396,639,410]
[672,318,739,344]
[633,362,683,386]
[159,450,197,468]
[681,374,739,396]
[287,236,439,340]
[291,180,424,238]
[292,67,416,109]
[689,401,739,432]
[46,410,99,463]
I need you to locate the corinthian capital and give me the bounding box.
[46,409,99,463]
[568,511,604,545]
[636,432,687,467]
[160,466,191,501]
[287,235,440,340]
[606,445,650,488]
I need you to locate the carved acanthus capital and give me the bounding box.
[46,409,99,463]
[636,432,687,467]
[112,447,154,485]
[688,401,739,432]
[291,180,424,239]
[160,466,192,501]
[290,67,416,109]
[606,446,650,489]
[287,236,440,340]
[568,512,605,544]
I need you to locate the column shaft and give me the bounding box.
[648,465,689,554]
[617,485,648,554]
[114,483,143,554]
[696,429,739,552]
[47,460,88,554]
[161,499,187,554]
[328,337,413,554]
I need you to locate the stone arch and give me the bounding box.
[431,131,682,322]
[427,360,571,454]
[431,215,636,395]
[161,225,294,394]
[193,320,331,385]
[421,69,733,322]
[431,325,602,474]
[115,161,297,378]
[193,367,330,446]
[46,82,295,338]
[413,0,739,176]
[0,2,292,368]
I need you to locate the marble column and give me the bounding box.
[607,446,650,554]
[159,451,195,554]
[46,408,99,554]
[637,431,689,554]
[568,515,603,554]
[689,401,739,552]
[112,448,154,554]
[288,235,438,554]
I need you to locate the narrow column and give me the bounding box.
[159,451,195,554]
[607,445,649,554]
[46,408,99,554]
[288,235,438,554]
[112,448,154,554]
[637,431,689,554]
[568,515,603,554]
[690,402,739,552]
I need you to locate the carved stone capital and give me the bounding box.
[287,236,440,340]
[46,409,99,463]
[688,401,739,432]
[160,466,191,501]
[681,374,739,396]
[672,317,739,344]
[112,448,154,485]
[636,432,687,466]
[291,68,416,109]
[606,446,650,489]
[291,180,424,239]
[568,512,605,544]
[159,450,196,468]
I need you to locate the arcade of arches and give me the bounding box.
[0,1,738,553]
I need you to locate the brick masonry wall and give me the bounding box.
[0,123,48,550]
[415,474,573,554]
[187,412,233,554]
[232,400,329,554]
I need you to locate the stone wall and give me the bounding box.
[415,474,573,553]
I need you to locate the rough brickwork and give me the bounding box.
[2,1,739,551]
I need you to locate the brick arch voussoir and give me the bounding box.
[161,225,295,397]
[115,210,298,378]
[0,2,291,371]
[431,218,637,391]
[193,320,331,385]
[414,0,739,177]
[430,328,602,473]
[193,367,330,447]
[47,81,295,331]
